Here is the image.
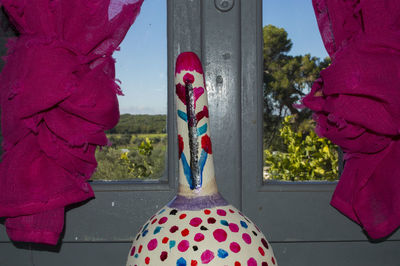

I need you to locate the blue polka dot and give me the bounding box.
[154,226,162,234]
[134,254,139,258]
[220,220,229,226]
[142,223,149,232]
[177,257,187,266]
[159,209,166,214]
[240,221,248,228]
[170,240,176,249]
[218,248,229,258]
[142,229,149,237]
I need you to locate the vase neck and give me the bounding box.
[175,52,218,198]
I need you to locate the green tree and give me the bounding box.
[264,115,338,181]
[263,25,330,149]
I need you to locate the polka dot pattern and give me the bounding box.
[126,205,276,266]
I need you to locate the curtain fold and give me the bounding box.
[303,0,400,239]
[0,0,143,245]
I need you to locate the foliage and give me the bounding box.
[264,116,338,181]
[263,24,331,150]
[92,134,166,181]
[107,114,166,134]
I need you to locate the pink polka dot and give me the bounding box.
[229,223,239,232]
[178,240,190,252]
[190,217,203,227]
[159,217,168,224]
[213,229,227,242]
[230,242,241,253]
[194,233,205,242]
[247,258,257,266]
[217,209,227,216]
[147,238,158,251]
[242,233,252,244]
[201,249,215,264]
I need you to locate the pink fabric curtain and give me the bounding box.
[0,0,143,245]
[304,0,400,239]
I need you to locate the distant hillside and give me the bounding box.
[107,114,167,134]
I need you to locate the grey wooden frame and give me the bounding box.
[1,1,400,265]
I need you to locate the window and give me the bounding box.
[91,0,168,181]
[262,0,339,182]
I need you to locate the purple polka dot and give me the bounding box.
[160,251,168,261]
[194,233,205,242]
[217,209,227,216]
[230,242,241,253]
[147,238,158,251]
[159,217,168,224]
[190,217,203,227]
[242,233,252,244]
[130,246,136,256]
[213,229,227,242]
[261,238,269,249]
[178,240,190,252]
[170,225,179,233]
[247,258,257,266]
[201,249,215,264]
[207,217,216,224]
[229,223,239,232]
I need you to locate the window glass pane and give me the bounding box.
[91,0,167,181]
[262,0,339,182]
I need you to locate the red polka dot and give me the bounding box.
[190,217,203,227]
[170,225,179,233]
[213,229,227,242]
[229,209,235,213]
[230,242,241,253]
[207,217,216,224]
[247,258,257,266]
[262,262,269,266]
[258,246,265,256]
[204,209,211,215]
[147,238,158,251]
[178,240,190,252]
[194,233,205,242]
[162,237,169,244]
[261,238,269,249]
[229,223,239,232]
[242,233,252,244]
[191,260,198,266]
[235,262,241,266]
[160,251,168,261]
[130,246,136,256]
[181,228,190,236]
[217,209,227,216]
[138,245,143,253]
[272,257,276,265]
[159,217,168,224]
[151,218,157,224]
[179,213,187,219]
[145,257,150,264]
[201,250,215,264]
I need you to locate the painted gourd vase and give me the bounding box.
[126,52,277,266]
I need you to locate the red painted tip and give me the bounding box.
[175,52,204,75]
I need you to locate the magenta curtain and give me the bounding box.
[0,0,143,245]
[303,0,400,239]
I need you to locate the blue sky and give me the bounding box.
[114,0,328,115]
